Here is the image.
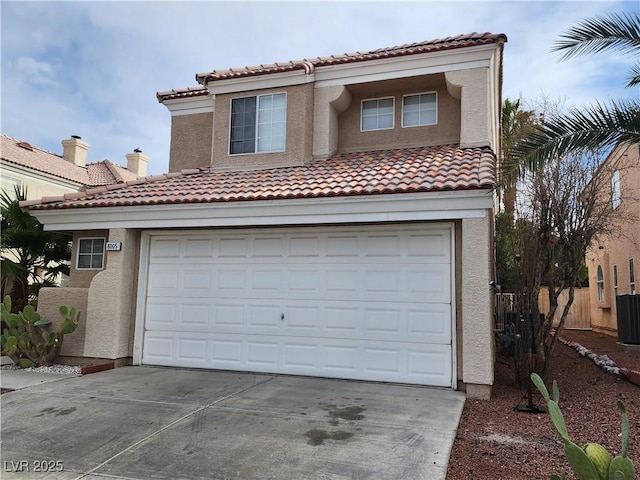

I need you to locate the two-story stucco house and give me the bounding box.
[23,33,506,398]
[586,141,640,336]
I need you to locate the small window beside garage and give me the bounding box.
[77,238,106,270]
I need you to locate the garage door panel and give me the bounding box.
[184,238,214,257]
[144,298,450,343]
[142,225,454,387]
[407,233,451,260]
[248,305,281,327]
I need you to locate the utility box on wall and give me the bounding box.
[616,294,640,345]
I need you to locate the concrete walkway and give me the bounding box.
[1,366,465,480]
[1,356,80,390]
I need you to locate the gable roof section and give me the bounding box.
[21,145,495,211]
[1,135,139,187]
[157,33,507,102]
[87,160,139,185]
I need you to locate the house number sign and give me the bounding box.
[106,242,122,251]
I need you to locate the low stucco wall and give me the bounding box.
[37,287,89,357]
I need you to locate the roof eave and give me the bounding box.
[28,189,495,232]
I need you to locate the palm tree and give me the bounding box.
[0,187,71,312]
[500,98,537,221]
[517,12,640,168]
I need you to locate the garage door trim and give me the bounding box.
[133,223,456,388]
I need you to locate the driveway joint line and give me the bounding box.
[72,403,208,480]
[72,375,278,480]
[204,374,279,407]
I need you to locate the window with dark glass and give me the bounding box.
[230,93,286,154]
[77,238,105,270]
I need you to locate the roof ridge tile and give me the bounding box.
[192,33,506,85]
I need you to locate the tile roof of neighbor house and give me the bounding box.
[21,145,496,211]
[1,135,139,186]
[157,32,507,101]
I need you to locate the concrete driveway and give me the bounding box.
[1,366,465,480]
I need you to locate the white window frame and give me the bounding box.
[596,265,605,302]
[630,258,636,294]
[402,92,438,128]
[229,92,287,155]
[611,170,621,209]
[361,97,395,132]
[613,264,619,297]
[76,237,106,270]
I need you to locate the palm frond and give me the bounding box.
[553,12,640,60]
[626,62,640,87]
[0,258,28,280]
[515,98,640,171]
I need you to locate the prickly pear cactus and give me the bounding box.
[531,373,637,480]
[585,442,612,479]
[0,295,80,367]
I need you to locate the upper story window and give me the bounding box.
[402,92,437,127]
[596,265,604,302]
[630,258,636,294]
[230,93,286,155]
[361,97,394,131]
[613,264,619,296]
[611,170,621,209]
[77,238,105,270]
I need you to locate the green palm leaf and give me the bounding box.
[553,12,640,88]
[516,98,640,171]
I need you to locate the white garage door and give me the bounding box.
[140,225,454,387]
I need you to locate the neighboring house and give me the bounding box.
[586,142,640,336]
[1,134,146,200]
[23,33,506,399]
[1,134,146,287]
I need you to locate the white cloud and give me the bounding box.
[15,56,56,86]
[1,0,637,175]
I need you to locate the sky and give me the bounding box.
[1,0,638,175]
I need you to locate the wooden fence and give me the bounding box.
[495,287,591,332]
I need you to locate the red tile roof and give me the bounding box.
[157,33,507,102]
[1,135,139,187]
[22,145,495,211]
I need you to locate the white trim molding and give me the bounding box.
[163,96,214,116]
[33,189,494,231]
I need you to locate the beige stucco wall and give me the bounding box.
[460,214,494,397]
[211,83,314,170]
[587,143,640,335]
[68,230,109,288]
[37,287,89,357]
[168,111,214,172]
[84,228,139,359]
[1,169,80,200]
[313,85,352,160]
[444,68,491,150]
[337,76,460,153]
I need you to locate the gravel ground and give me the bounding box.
[446,331,640,479]
[0,363,81,374]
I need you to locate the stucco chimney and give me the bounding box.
[126,149,149,177]
[61,135,90,167]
